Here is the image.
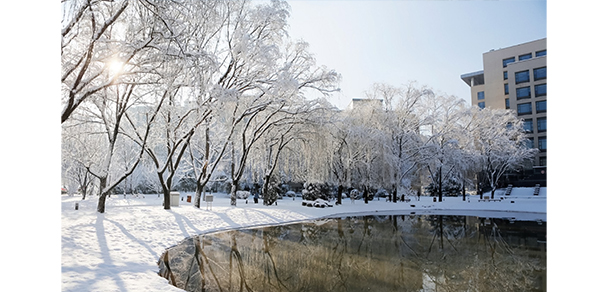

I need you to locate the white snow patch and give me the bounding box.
[62,189,546,291]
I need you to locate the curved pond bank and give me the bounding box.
[159,214,546,292]
[62,188,546,291]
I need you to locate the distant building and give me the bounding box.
[346,98,383,111]
[461,38,547,169]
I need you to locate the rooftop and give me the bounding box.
[460,70,484,87]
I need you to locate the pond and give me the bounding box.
[158,214,546,292]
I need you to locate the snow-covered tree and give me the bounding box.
[325,110,364,203]
[61,0,163,124]
[62,80,158,213]
[204,1,339,206]
[418,92,472,202]
[61,0,190,212]
[365,82,430,202]
[136,88,210,210]
[471,108,538,198]
[255,99,333,205]
[62,0,544,212]
[61,0,130,123]
[62,120,97,199]
[185,122,219,208]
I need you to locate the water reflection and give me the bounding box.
[159,215,546,292]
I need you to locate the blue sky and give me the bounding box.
[285,0,547,109]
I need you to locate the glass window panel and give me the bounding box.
[516,87,531,99]
[536,100,546,113]
[536,50,547,57]
[515,70,530,84]
[539,156,547,166]
[534,67,546,80]
[519,53,532,61]
[478,102,485,109]
[537,118,547,132]
[477,91,485,100]
[535,83,546,97]
[538,137,547,151]
[503,57,516,67]
[517,103,532,115]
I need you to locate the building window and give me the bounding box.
[533,67,546,80]
[523,119,533,133]
[477,91,485,100]
[517,103,532,115]
[524,137,534,149]
[537,117,547,132]
[539,156,547,166]
[536,100,547,113]
[515,70,530,84]
[505,98,510,109]
[534,83,546,97]
[503,57,516,68]
[536,50,547,57]
[519,53,532,61]
[538,137,547,152]
[478,102,485,109]
[503,71,508,80]
[516,86,531,99]
[504,83,509,95]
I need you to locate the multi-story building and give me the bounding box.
[461,38,547,171]
[346,98,383,111]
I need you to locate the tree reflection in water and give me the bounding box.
[159,214,546,292]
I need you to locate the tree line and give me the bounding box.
[61,0,536,213]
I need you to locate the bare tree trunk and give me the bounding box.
[80,171,90,200]
[194,183,204,209]
[462,177,466,201]
[97,177,108,213]
[158,173,172,210]
[438,165,443,202]
[337,185,343,205]
[230,181,238,206]
[230,142,237,206]
[262,174,272,206]
[97,193,110,213]
[192,126,211,209]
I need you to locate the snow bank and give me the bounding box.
[61,189,545,291]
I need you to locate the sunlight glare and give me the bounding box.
[107,59,124,77]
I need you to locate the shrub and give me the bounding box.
[425,177,462,197]
[236,191,250,199]
[302,182,332,201]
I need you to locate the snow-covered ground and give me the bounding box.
[60,188,545,292]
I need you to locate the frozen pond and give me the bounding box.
[159,214,546,292]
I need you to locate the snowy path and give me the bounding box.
[61,188,545,291]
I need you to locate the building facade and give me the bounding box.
[346,98,383,111]
[461,38,547,168]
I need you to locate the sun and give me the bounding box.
[107,59,124,77]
